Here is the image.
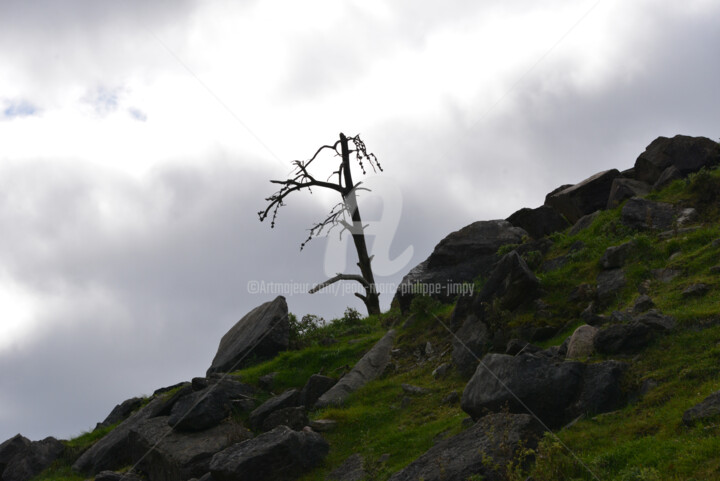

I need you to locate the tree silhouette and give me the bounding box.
[258,133,383,315]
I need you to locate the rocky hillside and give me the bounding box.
[3,134,720,481]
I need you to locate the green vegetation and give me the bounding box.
[29,165,720,481]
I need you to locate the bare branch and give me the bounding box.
[309,273,370,294]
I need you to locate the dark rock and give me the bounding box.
[633,295,655,313]
[130,416,252,481]
[609,310,632,324]
[153,381,191,397]
[599,241,635,270]
[0,436,64,481]
[207,296,289,375]
[593,322,654,354]
[569,211,600,236]
[653,165,683,190]
[480,251,540,311]
[299,375,337,409]
[452,317,489,378]
[506,205,569,240]
[388,413,545,481]
[192,377,210,391]
[394,220,527,311]
[97,397,144,429]
[401,384,430,395]
[634,135,720,185]
[531,326,559,342]
[566,325,598,359]
[327,453,365,481]
[682,391,720,426]
[634,310,676,331]
[73,397,169,475]
[315,330,395,408]
[309,419,337,432]
[652,268,682,283]
[682,283,709,298]
[606,178,651,209]
[262,407,309,432]
[596,269,626,304]
[462,354,627,429]
[621,198,676,231]
[461,353,583,428]
[544,184,574,203]
[710,265,720,275]
[169,379,255,432]
[581,303,607,326]
[209,426,329,481]
[545,169,620,223]
[505,339,541,356]
[540,255,568,273]
[569,283,596,303]
[442,392,460,405]
[249,389,301,431]
[258,372,278,392]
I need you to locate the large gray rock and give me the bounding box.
[599,241,635,270]
[506,205,569,239]
[209,426,329,481]
[566,324,598,359]
[451,316,489,378]
[478,251,539,311]
[129,417,253,481]
[261,407,308,432]
[387,413,545,481]
[0,436,64,481]
[207,296,289,375]
[248,390,301,431]
[621,198,677,231]
[683,391,720,426]
[73,396,170,475]
[315,330,396,409]
[606,178,651,209]
[97,397,144,429]
[593,322,654,354]
[169,379,255,432]
[299,375,337,409]
[327,453,365,481]
[394,220,527,312]
[634,135,720,185]
[545,169,620,223]
[461,353,627,428]
[596,268,626,304]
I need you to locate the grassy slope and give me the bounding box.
[31,168,720,481]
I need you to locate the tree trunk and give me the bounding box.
[339,133,381,315]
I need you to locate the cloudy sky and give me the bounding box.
[1,0,719,442]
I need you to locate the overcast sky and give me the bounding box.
[1,0,719,442]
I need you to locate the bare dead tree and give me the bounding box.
[258,132,383,315]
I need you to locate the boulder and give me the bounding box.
[73,396,171,475]
[634,310,676,332]
[326,453,365,481]
[606,178,651,209]
[261,407,309,432]
[505,339,542,356]
[653,165,683,190]
[682,283,709,298]
[545,169,620,223]
[566,325,598,359]
[478,251,539,311]
[0,436,64,481]
[621,198,677,231]
[97,397,144,429]
[632,295,655,313]
[461,353,627,428]
[452,317,489,377]
[169,379,255,432]
[569,211,600,236]
[315,330,395,409]
[596,269,626,303]
[593,322,654,354]
[599,241,635,270]
[394,220,527,311]
[682,391,720,426]
[299,375,337,409]
[207,296,289,375]
[129,417,253,481]
[387,413,545,481]
[249,390,301,431]
[506,205,569,239]
[95,471,143,481]
[634,135,720,185]
[209,426,329,481]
